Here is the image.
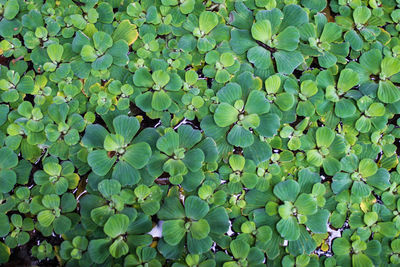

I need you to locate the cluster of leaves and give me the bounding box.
[1,0,400,266]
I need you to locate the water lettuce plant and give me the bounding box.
[1,0,400,266]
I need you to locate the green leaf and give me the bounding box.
[316,127,335,147]
[277,217,300,241]
[104,214,130,238]
[4,0,19,20]
[0,147,18,169]
[335,99,356,118]
[37,210,55,227]
[158,197,185,220]
[185,196,209,220]
[273,180,300,202]
[332,237,350,255]
[280,4,308,30]
[47,44,63,63]
[229,154,245,171]
[109,238,129,258]
[152,91,172,111]
[320,22,342,43]
[251,20,272,44]
[53,215,71,234]
[381,57,400,78]
[0,170,16,193]
[377,80,400,104]
[81,45,97,62]
[112,20,138,45]
[274,50,303,75]
[133,68,154,87]
[199,207,227,235]
[294,194,317,215]
[152,70,170,87]
[355,116,371,133]
[98,179,121,198]
[162,220,186,246]
[0,215,10,237]
[247,46,272,69]
[214,103,239,127]
[305,209,329,233]
[104,134,126,154]
[366,168,391,191]
[112,161,140,186]
[93,31,113,54]
[92,53,113,70]
[275,26,299,51]
[82,124,109,149]
[88,239,111,264]
[227,125,254,148]
[230,239,250,259]
[377,222,398,238]
[353,6,371,25]
[256,113,280,137]
[0,242,10,264]
[199,11,218,34]
[178,125,202,149]
[352,253,373,267]
[323,157,342,176]
[338,69,359,92]
[360,49,382,75]
[190,219,210,240]
[122,142,152,169]
[88,150,116,176]
[230,29,257,55]
[352,181,371,198]
[113,115,140,144]
[245,90,270,115]
[359,158,377,177]
[43,162,61,177]
[157,131,179,156]
[91,206,114,226]
[182,148,204,172]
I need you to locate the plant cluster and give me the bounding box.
[1,0,400,266]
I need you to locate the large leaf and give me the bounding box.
[104,214,130,238]
[274,50,304,75]
[199,11,218,34]
[377,80,400,104]
[0,170,16,193]
[294,194,317,215]
[305,209,329,233]
[122,142,152,169]
[245,90,270,115]
[88,150,116,176]
[156,131,180,156]
[230,239,250,259]
[273,180,300,202]
[227,125,254,148]
[47,44,63,63]
[190,219,210,240]
[251,20,272,44]
[93,31,113,54]
[112,20,138,45]
[320,22,342,43]
[275,26,299,51]
[277,217,300,241]
[185,196,209,220]
[162,220,186,246]
[214,103,239,127]
[0,147,18,169]
[113,115,140,144]
[152,91,172,111]
[88,239,111,264]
